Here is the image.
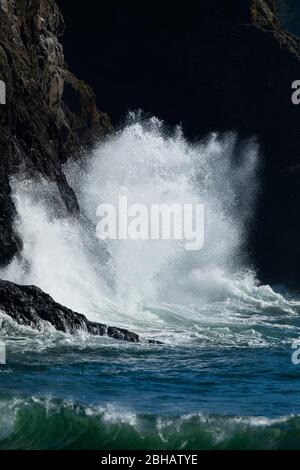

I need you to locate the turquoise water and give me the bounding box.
[1,121,300,449]
[1,300,300,450]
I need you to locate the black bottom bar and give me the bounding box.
[0,450,298,465]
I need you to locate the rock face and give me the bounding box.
[0,0,112,265]
[0,280,140,342]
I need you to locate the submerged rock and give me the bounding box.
[0,279,140,343]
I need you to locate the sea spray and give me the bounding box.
[2,118,300,451]
[1,116,288,339]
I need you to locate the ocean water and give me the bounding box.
[1,117,300,450]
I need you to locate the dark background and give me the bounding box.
[57,0,253,132]
[57,0,300,129]
[56,0,300,287]
[278,0,300,35]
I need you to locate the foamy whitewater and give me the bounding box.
[1,117,300,450]
[1,118,294,337]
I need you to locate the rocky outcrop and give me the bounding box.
[251,0,300,61]
[0,279,141,342]
[0,0,112,265]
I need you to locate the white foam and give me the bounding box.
[1,116,299,345]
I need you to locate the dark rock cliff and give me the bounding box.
[0,0,112,266]
[0,0,127,338]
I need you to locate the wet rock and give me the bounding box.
[0,279,140,343]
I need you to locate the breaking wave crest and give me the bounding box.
[1,116,299,343]
[0,397,300,450]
